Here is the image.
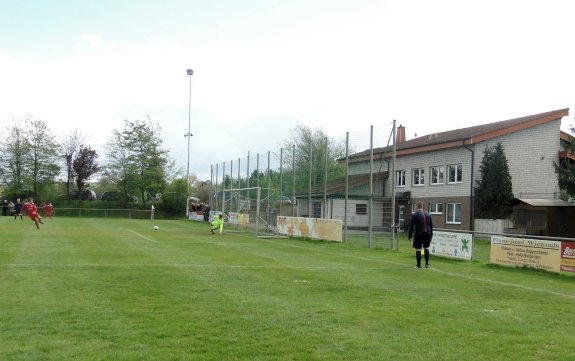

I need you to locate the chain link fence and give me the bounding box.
[209,122,399,249]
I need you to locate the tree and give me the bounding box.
[554,123,575,198]
[27,118,61,198]
[72,146,99,202]
[61,129,87,204]
[474,142,514,219]
[104,117,171,208]
[279,123,345,193]
[0,121,27,195]
[0,115,60,200]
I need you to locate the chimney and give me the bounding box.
[396,124,406,144]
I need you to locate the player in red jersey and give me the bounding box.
[44,202,55,219]
[20,198,44,229]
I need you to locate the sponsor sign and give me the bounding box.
[228,212,250,225]
[277,216,342,242]
[490,236,561,273]
[560,241,575,273]
[430,231,473,260]
[188,211,204,221]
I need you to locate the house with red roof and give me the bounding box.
[296,109,572,231]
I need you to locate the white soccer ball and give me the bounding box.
[153,226,159,230]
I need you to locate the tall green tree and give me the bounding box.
[104,117,170,208]
[474,142,514,219]
[279,123,345,194]
[0,121,27,195]
[61,129,87,204]
[72,146,99,202]
[0,115,60,199]
[554,124,575,198]
[27,118,61,198]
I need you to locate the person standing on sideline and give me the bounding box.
[408,201,433,269]
[13,198,23,220]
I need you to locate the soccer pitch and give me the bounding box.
[1,217,573,361]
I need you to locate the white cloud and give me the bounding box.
[78,34,104,50]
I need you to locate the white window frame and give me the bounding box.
[447,164,463,184]
[412,168,425,186]
[446,203,462,224]
[430,166,444,185]
[395,170,406,187]
[429,203,443,214]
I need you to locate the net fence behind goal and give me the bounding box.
[218,187,285,238]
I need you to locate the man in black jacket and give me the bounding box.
[408,201,433,269]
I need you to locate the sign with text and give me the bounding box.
[490,236,561,273]
[560,241,575,273]
[277,216,342,242]
[430,231,473,260]
[228,212,250,225]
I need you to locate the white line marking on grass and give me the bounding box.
[121,228,159,243]
[256,238,575,300]
[428,267,575,300]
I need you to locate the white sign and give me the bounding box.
[430,231,473,260]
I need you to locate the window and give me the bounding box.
[446,203,462,224]
[429,203,443,214]
[430,166,444,185]
[447,164,463,183]
[395,170,406,187]
[356,203,367,215]
[412,168,425,186]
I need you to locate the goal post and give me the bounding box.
[218,187,284,238]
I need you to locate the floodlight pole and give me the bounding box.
[185,69,194,218]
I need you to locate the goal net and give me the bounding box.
[218,187,284,238]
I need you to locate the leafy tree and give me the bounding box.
[104,117,171,208]
[103,130,137,201]
[554,123,575,198]
[0,116,60,200]
[279,123,345,194]
[61,129,87,203]
[72,146,99,202]
[0,121,27,195]
[474,142,514,219]
[27,118,61,198]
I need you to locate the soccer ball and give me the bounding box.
[153,226,159,230]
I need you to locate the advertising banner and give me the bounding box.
[560,241,575,273]
[277,217,342,242]
[188,211,204,221]
[490,236,561,273]
[228,212,250,225]
[430,231,473,260]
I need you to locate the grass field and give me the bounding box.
[1,217,574,361]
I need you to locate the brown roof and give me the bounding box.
[348,108,569,163]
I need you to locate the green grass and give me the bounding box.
[0,217,573,360]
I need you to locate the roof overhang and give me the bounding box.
[513,198,574,207]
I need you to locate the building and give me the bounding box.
[296,108,571,231]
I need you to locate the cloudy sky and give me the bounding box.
[1,0,573,181]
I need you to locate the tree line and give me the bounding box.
[0,114,179,212]
[2,113,573,218]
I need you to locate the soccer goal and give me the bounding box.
[218,187,285,238]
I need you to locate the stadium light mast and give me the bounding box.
[185,68,194,218]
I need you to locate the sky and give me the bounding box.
[1,0,574,181]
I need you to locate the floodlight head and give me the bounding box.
[186,69,194,76]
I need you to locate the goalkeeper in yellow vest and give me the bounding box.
[210,214,224,235]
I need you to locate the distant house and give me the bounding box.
[295,109,570,231]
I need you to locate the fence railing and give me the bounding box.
[51,208,154,219]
